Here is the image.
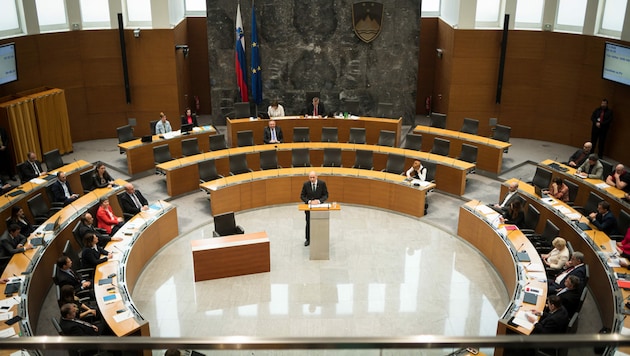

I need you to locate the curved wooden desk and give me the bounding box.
[117,126,216,175]
[157,143,473,197]
[226,116,402,147]
[413,125,510,175]
[200,167,435,218]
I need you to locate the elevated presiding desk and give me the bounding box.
[200,167,435,218]
[157,143,473,197]
[413,125,511,175]
[117,126,216,175]
[226,115,402,147]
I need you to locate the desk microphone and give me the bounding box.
[517,242,525,252]
[22,252,32,263]
[114,245,124,253]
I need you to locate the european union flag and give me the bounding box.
[251,1,262,105]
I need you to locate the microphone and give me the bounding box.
[21,252,32,263]
[517,242,525,252]
[114,245,124,254]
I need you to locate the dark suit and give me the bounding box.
[91,171,114,189]
[81,246,109,269]
[56,267,85,292]
[532,306,569,334]
[77,222,112,248]
[181,113,199,127]
[556,288,581,316]
[0,232,27,257]
[59,318,100,336]
[51,180,78,205]
[20,160,44,181]
[548,264,587,294]
[300,179,329,242]
[567,149,589,167]
[591,211,618,236]
[119,191,149,215]
[590,106,613,158]
[263,126,284,144]
[306,102,326,116]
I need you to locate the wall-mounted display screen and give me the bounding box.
[603,42,630,86]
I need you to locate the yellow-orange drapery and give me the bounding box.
[0,97,40,165]
[27,88,73,155]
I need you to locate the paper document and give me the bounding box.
[162,132,179,139]
[0,312,14,321]
[526,263,544,272]
[29,178,46,185]
[512,311,535,330]
[113,310,134,323]
[0,327,16,338]
[0,297,20,309]
[473,205,496,215]
[527,272,547,282]
[309,203,331,208]
[566,212,582,220]
[554,205,573,214]
[596,182,610,189]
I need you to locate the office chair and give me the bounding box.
[116,193,136,221]
[198,160,223,182]
[527,219,560,253]
[382,153,405,174]
[572,191,603,216]
[348,128,366,144]
[80,170,94,193]
[229,153,253,175]
[322,148,342,167]
[429,112,447,129]
[16,162,28,182]
[234,102,251,118]
[293,127,310,142]
[343,100,360,115]
[291,148,311,167]
[321,127,338,143]
[423,161,437,182]
[564,180,579,206]
[149,120,159,135]
[460,118,479,135]
[181,137,201,157]
[62,240,94,280]
[259,150,281,170]
[600,159,614,180]
[530,167,553,190]
[402,133,422,151]
[72,221,84,248]
[458,144,478,164]
[377,102,394,118]
[492,124,511,153]
[43,149,64,171]
[237,130,254,147]
[610,210,630,242]
[353,150,373,170]
[377,130,396,147]
[209,134,228,151]
[430,138,450,157]
[45,185,66,209]
[27,193,59,225]
[520,205,540,235]
[117,125,135,154]
[153,144,172,165]
[212,212,244,237]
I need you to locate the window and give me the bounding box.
[0,0,21,37]
[35,0,68,32]
[185,0,206,13]
[600,0,628,37]
[422,0,440,16]
[514,0,544,29]
[126,0,152,27]
[556,0,587,32]
[476,0,502,27]
[80,0,110,28]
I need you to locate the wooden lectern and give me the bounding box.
[298,203,341,260]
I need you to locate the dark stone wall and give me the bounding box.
[207,0,421,124]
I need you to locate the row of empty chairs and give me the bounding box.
[429,112,511,145]
[236,127,397,147]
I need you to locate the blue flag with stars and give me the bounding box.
[251,1,262,105]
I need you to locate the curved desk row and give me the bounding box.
[226,116,402,147]
[157,143,474,197]
[200,167,435,218]
[0,179,128,354]
[539,159,630,217]
[413,125,511,175]
[117,126,217,175]
[0,160,92,227]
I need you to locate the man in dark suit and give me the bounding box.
[0,224,33,258]
[20,151,46,181]
[59,303,100,336]
[263,120,283,144]
[77,212,120,248]
[555,275,581,316]
[548,252,587,294]
[588,201,618,236]
[306,97,326,117]
[527,295,569,334]
[51,171,79,205]
[55,256,91,292]
[566,141,592,167]
[300,171,328,246]
[119,183,149,216]
[590,98,613,158]
[490,181,520,214]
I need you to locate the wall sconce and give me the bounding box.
[436,48,443,59]
[133,28,141,38]
[175,44,189,58]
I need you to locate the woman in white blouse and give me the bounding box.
[541,237,570,272]
[267,100,285,117]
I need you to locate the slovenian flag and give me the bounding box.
[235,4,248,102]
[251,1,262,105]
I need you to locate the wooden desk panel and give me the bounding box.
[191,232,270,281]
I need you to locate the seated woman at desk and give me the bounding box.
[268,100,285,117]
[58,284,98,322]
[81,233,113,269]
[8,206,35,236]
[96,198,124,236]
[181,107,199,127]
[616,227,630,259]
[547,177,569,202]
[500,200,524,228]
[91,162,114,189]
[541,237,570,276]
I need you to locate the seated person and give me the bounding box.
[546,177,569,202]
[548,252,586,294]
[500,200,524,228]
[81,233,112,269]
[7,206,35,236]
[405,160,427,181]
[0,177,14,194]
[263,120,283,144]
[616,227,630,258]
[77,212,121,248]
[0,224,34,258]
[306,97,325,117]
[267,100,285,117]
[91,162,114,189]
[588,201,618,237]
[155,112,172,134]
[55,256,91,292]
[490,181,520,215]
[576,154,603,179]
[59,303,101,336]
[51,171,79,205]
[119,183,149,215]
[180,107,199,127]
[605,164,630,192]
[58,284,98,322]
[555,275,581,317]
[566,141,592,167]
[526,295,569,334]
[20,151,47,181]
[96,198,124,235]
[541,237,570,275]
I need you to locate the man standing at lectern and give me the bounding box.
[300,171,328,247]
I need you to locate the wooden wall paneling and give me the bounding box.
[417,18,438,114]
[186,18,212,115]
[174,19,191,121]
[432,20,455,115]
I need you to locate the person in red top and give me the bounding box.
[616,227,630,258]
[547,177,570,202]
[180,108,198,127]
[96,198,123,235]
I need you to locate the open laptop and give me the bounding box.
[534,185,548,198]
[42,215,61,232]
[258,112,270,119]
[141,135,153,143]
[181,123,193,134]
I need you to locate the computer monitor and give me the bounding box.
[181,123,193,134]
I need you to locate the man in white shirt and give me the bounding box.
[490,181,519,214]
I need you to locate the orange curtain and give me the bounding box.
[30,89,73,154]
[1,98,40,165]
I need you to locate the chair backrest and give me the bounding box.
[402,133,422,151]
[209,134,228,151]
[199,159,221,182]
[149,120,158,135]
[461,118,479,135]
[72,221,83,248]
[492,124,511,142]
[321,127,338,143]
[293,127,310,142]
[16,162,28,182]
[377,130,396,147]
[348,128,366,144]
[322,148,342,167]
[383,153,405,174]
[423,161,437,182]
[566,240,574,256]
[153,144,172,164]
[213,212,238,236]
[259,150,279,170]
[229,153,251,175]
[62,240,82,270]
[540,219,560,244]
[429,112,447,129]
[566,312,579,334]
[51,263,60,285]
[617,210,630,236]
[80,170,94,193]
[531,167,553,190]
[181,137,201,157]
[377,102,394,118]
[51,317,64,335]
[458,144,478,163]
[237,130,254,147]
[578,287,588,313]
[27,193,49,218]
[584,191,604,215]
[344,100,360,115]
[291,148,311,167]
[117,125,134,143]
[600,159,614,180]
[523,205,540,231]
[234,102,251,118]
[44,149,64,171]
[430,138,450,156]
[564,179,579,204]
[353,150,373,170]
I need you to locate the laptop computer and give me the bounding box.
[181,123,193,134]
[30,237,44,246]
[43,215,61,232]
[534,185,548,198]
[258,112,270,120]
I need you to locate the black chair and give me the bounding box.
[116,193,135,222]
[45,185,66,210]
[348,128,366,144]
[293,127,310,142]
[291,148,311,167]
[520,205,541,235]
[149,120,158,135]
[377,102,394,118]
[457,144,478,164]
[229,153,253,175]
[16,162,28,182]
[530,167,553,190]
[382,153,405,174]
[402,133,422,151]
[27,193,58,225]
[577,288,588,313]
[564,180,579,206]
[353,150,373,170]
[234,102,251,118]
[72,221,84,248]
[209,134,228,151]
[492,124,511,143]
[321,127,338,142]
[600,159,614,180]
[44,149,64,171]
[80,170,94,193]
[153,144,172,165]
[610,210,630,242]
[343,100,360,115]
[322,148,342,167]
[527,219,560,253]
[573,191,604,216]
[377,130,396,147]
[212,212,244,237]
[62,240,94,279]
[237,130,254,147]
[460,118,479,135]
[198,160,223,182]
[429,112,447,129]
[0,256,10,276]
[117,125,135,154]
[259,150,280,170]
[423,161,437,182]
[181,137,201,157]
[430,138,450,157]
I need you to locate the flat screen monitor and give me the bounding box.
[0,43,17,85]
[602,42,630,86]
[181,123,193,133]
